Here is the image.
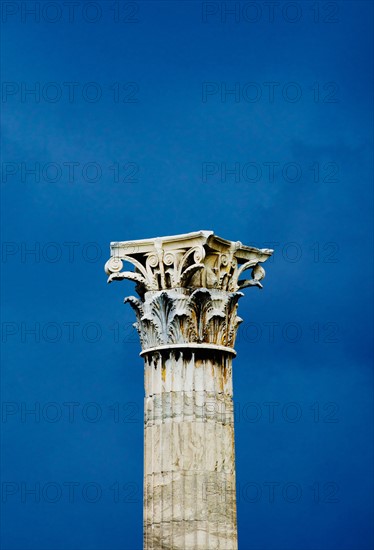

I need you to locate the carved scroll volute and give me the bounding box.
[105,257,123,275]
[145,252,160,290]
[105,256,149,287]
[235,261,267,289]
[163,251,177,287]
[177,245,206,287]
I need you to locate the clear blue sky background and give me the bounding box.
[1,1,373,549]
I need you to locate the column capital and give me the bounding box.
[104,230,273,297]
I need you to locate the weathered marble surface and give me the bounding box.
[144,351,237,550]
[105,231,273,550]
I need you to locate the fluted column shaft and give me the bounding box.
[143,346,237,549]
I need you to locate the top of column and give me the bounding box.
[105,231,273,296]
[104,230,273,297]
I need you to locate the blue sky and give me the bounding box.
[1,1,373,549]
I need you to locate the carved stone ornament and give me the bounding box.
[105,230,273,354]
[105,231,273,550]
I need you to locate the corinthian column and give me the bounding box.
[105,230,272,550]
